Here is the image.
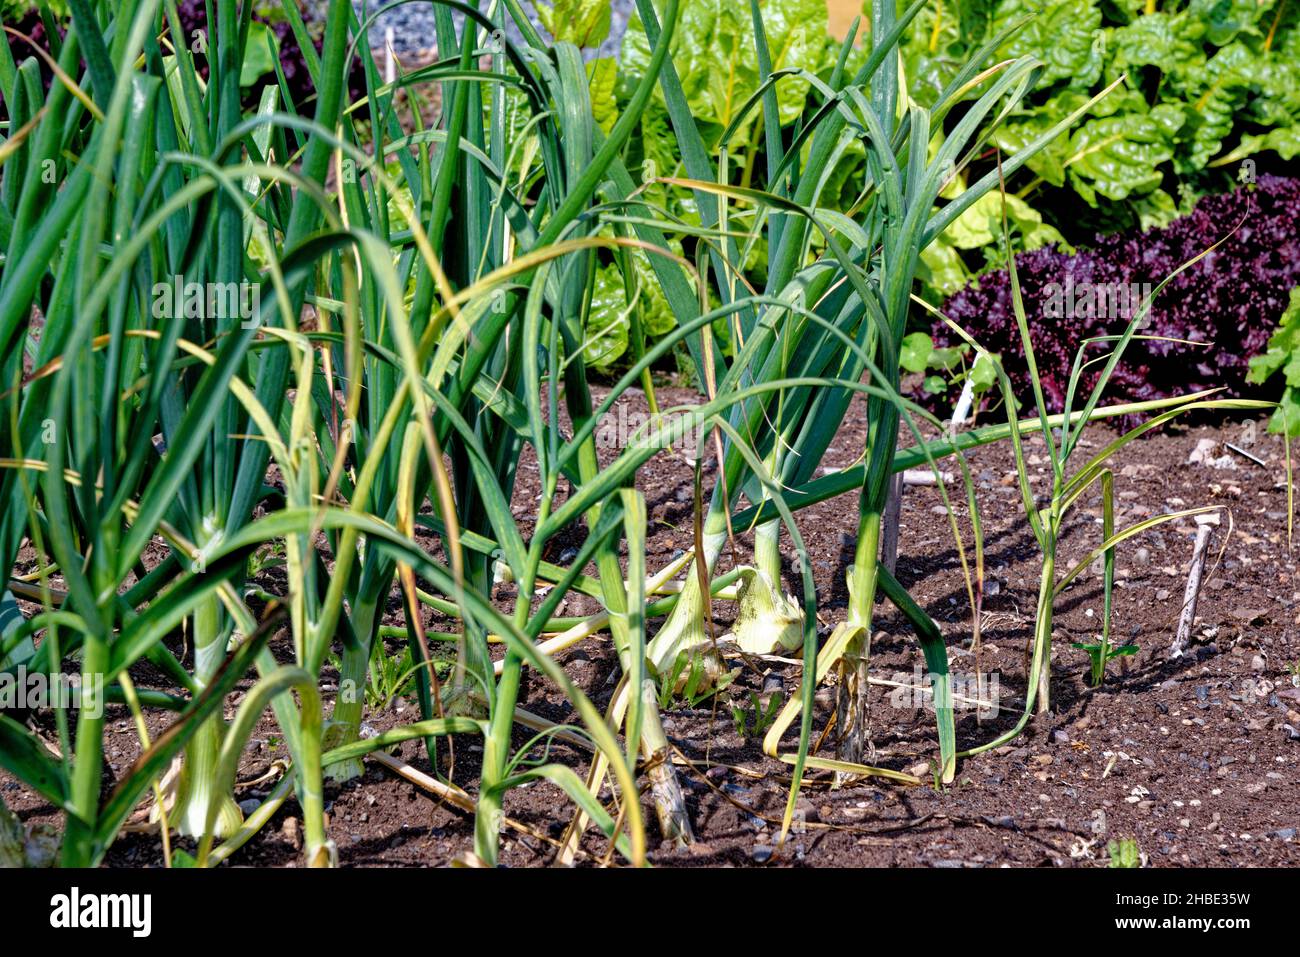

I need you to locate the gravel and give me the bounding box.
[327,1,637,58]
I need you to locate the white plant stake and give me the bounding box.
[1171,513,1219,658]
[385,27,396,86]
[903,468,952,486]
[950,378,975,434]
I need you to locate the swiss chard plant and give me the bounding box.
[895,0,1300,234]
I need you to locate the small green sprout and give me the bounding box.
[731,690,781,741]
[1073,640,1139,687]
[1107,838,1142,868]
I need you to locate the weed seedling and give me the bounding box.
[1073,640,1139,687]
[1107,838,1142,868]
[732,691,782,741]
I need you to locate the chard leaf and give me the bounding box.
[900,0,967,108]
[539,0,613,48]
[1066,110,1176,205]
[585,262,633,371]
[992,0,1104,87]
[991,91,1090,186]
[1188,0,1275,46]
[620,0,834,131]
[1106,12,1205,76]
[941,191,1062,250]
[589,57,619,134]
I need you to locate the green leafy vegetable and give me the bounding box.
[1247,286,1300,435]
[620,0,834,133]
[896,0,1300,227]
[537,0,614,47]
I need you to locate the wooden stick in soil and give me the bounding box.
[367,751,564,850]
[881,471,903,575]
[880,469,952,573]
[1171,513,1218,658]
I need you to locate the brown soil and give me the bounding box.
[4,386,1299,868]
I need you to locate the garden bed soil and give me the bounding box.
[4,386,1299,867]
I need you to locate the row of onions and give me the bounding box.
[0,0,1266,866]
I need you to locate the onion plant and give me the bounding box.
[0,0,692,867]
[630,0,1128,787]
[928,206,1278,751]
[0,0,372,864]
[3,0,1278,870]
